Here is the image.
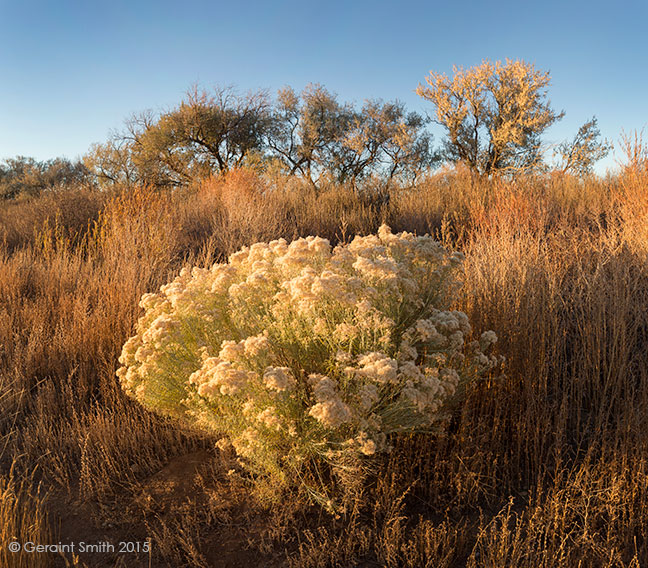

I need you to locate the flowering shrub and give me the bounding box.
[117,225,498,501]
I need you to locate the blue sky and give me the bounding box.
[1,0,646,174]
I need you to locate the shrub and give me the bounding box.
[117,225,498,504]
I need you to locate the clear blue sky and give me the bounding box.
[1,0,646,174]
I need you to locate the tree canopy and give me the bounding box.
[417,59,564,177]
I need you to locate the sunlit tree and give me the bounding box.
[133,87,271,186]
[84,137,140,187]
[86,87,271,188]
[86,83,434,190]
[335,98,436,187]
[417,59,564,177]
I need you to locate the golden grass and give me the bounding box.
[0,464,50,568]
[1,145,647,566]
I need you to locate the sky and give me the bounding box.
[1,0,646,174]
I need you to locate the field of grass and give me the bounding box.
[1,147,648,566]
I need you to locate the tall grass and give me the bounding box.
[0,143,647,566]
[0,464,50,568]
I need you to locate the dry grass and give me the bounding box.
[0,188,107,253]
[1,145,648,566]
[0,464,50,568]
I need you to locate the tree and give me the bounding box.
[417,59,564,177]
[335,99,436,188]
[86,87,271,188]
[85,83,434,191]
[136,86,271,186]
[555,116,611,175]
[268,84,353,187]
[268,84,435,189]
[84,137,140,187]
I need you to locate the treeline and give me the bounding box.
[0,156,90,199]
[83,84,437,191]
[2,60,613,199]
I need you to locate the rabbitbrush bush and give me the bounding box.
[117,225,499,503]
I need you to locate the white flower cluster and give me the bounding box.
[308,374,353,428]
[117,225,499,494]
